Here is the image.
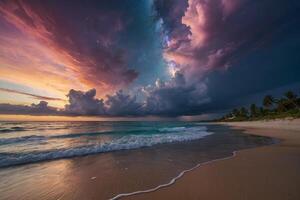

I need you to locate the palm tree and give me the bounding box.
[258,107,265,116]
[220,89,300,121]
[285,91,297,99]
[263,95,276,110]
[250,104,258,117]
[231,108,239,118]
[277,99,288,112]
[284,91,299,110]
[239,107,249,118]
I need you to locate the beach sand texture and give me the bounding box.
[124,119,300,200]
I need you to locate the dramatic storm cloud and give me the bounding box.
[153,0,300,114]
[64,89,105,115]
[143,72,209,116]
[156,0,300,77]
[105,90,143,116]
[0,0,299,118]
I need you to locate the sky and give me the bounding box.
[0,0,300,120]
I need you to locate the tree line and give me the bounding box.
[218,90,300,121]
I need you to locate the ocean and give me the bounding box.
[0,121,213,167]
[0,121,275,199]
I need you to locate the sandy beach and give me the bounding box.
[0,120,299,200]
[0,122,274,200]
[124,119,300,200]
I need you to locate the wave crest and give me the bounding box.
[0,126,212,167]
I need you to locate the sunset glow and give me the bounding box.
[0,0,299,120]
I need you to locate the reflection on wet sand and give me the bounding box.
[0,125,275,200]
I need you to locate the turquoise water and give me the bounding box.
[0,122,276,199]
[0,121,212,167]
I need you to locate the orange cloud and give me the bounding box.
[0,0,138,105]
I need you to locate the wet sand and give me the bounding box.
[125,120,300,200]
[0,125,273,200]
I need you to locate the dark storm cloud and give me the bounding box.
[0,82,209,117]
[105,90,143,116]
[64,89,105,115]
[0,88,141,116]
[0,89,107,116]
[63,79,209,117]
[63,89,144,116]
[0,101,59,115]
[155,0,300,78]
[1,0,300,117]
[152,0,300,114]
[144,72,209,116]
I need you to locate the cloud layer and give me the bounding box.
[0,101,59,115]
[64,89,105,115]
[155,0,299,78]
[1,0,300,118]
[0,80,209,116]
[0,0,140,97]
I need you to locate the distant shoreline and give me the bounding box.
[216,118,300,131]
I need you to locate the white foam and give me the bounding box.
[0,126,213,167]
[159,126,207,132]
[109,151,237,200]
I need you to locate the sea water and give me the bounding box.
[0,121,212,167]
[0,121,276,199]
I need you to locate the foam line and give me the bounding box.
[0,128,213,167]
[109,151,237,200]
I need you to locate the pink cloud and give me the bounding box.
[0,1,138,96]
[161,0,246,81]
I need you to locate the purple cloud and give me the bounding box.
[64,89,105,115]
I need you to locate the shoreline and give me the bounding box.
[1,120,298,200]
[2,123,268,200]
[217,118,300,131]
[110,151,238,200]
[123,119,300,200]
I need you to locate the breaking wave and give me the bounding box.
[0,126,212,167]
